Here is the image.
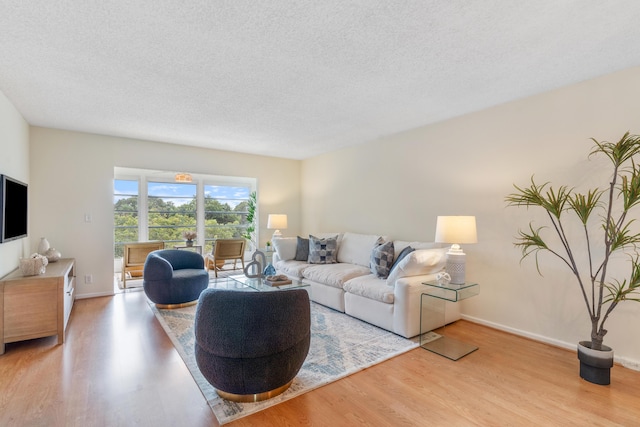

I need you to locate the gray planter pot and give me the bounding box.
[577,341,613,385]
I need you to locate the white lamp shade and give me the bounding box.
[267,214,288,230]
[434,216,477,244]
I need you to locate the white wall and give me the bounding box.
[0,90,30,277]
[29,128,301,298]
[301,66,640,367]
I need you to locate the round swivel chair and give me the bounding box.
[143,249,209,308]
[194,288,311,402]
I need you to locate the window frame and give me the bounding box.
[113,168,257,258]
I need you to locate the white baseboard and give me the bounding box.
[461,314,640,372]
[76,291,115,299]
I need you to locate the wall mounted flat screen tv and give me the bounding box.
[0,174,28,243]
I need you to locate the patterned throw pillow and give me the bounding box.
[294,236,310,261]
[370,241,395,279]
[308,234,338,264]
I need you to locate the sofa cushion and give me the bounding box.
[303,263,371,289]
[386,248,447,286]
[308,235,338,264]
[273,237,297,261]
[275,259,310,278]
[370,240,394,279]
[343,275,395,304]
[337,232,385,267]
[294,236,310,261]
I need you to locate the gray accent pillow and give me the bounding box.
[294,236,310,261]
[370,240,395,279]
[389,245,415,274]
[308,234,338,264]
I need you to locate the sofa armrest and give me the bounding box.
[392,273,441,338]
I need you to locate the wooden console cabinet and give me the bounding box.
[0,258,76,355]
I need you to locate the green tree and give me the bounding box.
[241,192,257,246]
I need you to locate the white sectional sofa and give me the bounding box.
[272,232,461,338]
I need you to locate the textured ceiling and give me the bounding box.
[1,1,640,159]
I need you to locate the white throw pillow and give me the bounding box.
[272,237,297,261]
[337,232,385,267]
[386,248,447,286]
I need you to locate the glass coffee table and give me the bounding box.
[211,274,309,292]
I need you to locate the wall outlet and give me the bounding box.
[85,274,93,284]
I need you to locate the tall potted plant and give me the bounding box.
[506,132,640,385]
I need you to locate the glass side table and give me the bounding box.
[420,281,480,361]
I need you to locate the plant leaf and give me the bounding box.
[506,177,571,219]
[567,189,602,225]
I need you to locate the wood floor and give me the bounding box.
[1,290,639,427]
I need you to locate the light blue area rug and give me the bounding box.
[150,300,418,424]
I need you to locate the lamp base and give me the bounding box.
[446,251,466,285]
[271,230,283,241]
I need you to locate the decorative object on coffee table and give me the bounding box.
[244,250,266,278]
[264,274,292,286]
[194,287,311,402]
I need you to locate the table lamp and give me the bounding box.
[267,214,288,241]
[434,216,477,285]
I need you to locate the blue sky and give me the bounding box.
[114,180,250,207]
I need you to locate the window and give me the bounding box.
[148,181,197,244]
[203,185,252,252]
[113,179,139,258]
[113,168,256,258]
